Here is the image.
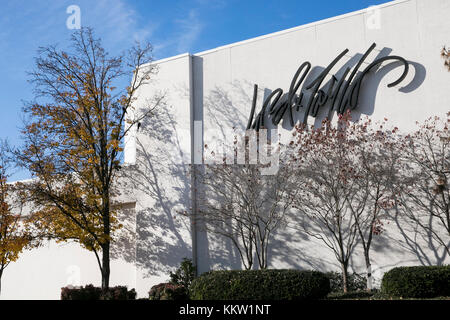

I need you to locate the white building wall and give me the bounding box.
[128,54,194,296]
[2,0,450,299]
[193,0,450,279]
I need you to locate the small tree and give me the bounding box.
[349,117,402,291]
[289,114,404,292]
[0,141,33,295]
[195,135,294,270]
[396,113,450,257]
[16,28,159,289]
[288,114,362,293]
[169,258,196,289]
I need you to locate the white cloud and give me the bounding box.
[81,0,159,48]
[153,9,203,56]
[175,9,203,53]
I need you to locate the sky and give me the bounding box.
[0,0,392,180]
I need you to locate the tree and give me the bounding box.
[288,113,405,292]
[16,28,159,289]
[348,117,402,291]
[287,114,362,293]
[0,141,33,295]
[194,134,294,270]
[396,113,450,257]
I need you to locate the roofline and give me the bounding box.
[194,0,411,57]
[148,0,411,65]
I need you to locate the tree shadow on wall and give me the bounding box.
[109,47,428,276]
[110,202,137,265]
[269,220,338,271]
[196,47,427,270]
[279,206,449,279]
[118,100,192,278]
[388,208,449,266]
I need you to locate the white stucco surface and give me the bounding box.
[2,0,450,299]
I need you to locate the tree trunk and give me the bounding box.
[341,262,349,293]
[101,193,111,290]
[0,268,3,296]
[364,251,373,292]
[101,242,110,290]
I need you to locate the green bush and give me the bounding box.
[61,284,136,300]
[148,283,188,300]
[381,265,450,298]
[325,271,367,292]
[189,270,330,300]
[100,286,137,300]
[170,258,196,290]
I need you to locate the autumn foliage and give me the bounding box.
[0,141,33,295]
[16,28,157,289]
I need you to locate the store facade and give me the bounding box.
[2,0,450,299]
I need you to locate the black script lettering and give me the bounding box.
[246,43,410,130]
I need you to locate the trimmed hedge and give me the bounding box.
[61,284,137,300]
[325,271,367,292]
[149,283,188,300]
[381,265,450,298]
[190,270,330,300]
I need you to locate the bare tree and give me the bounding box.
[348,117,402,291]
[287,114,361,293]
[193,134,294,270]
[396,113,450,258]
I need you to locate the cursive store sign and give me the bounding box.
[246,43,409,130]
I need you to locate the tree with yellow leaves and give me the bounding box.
[0,140,33,296]
[16,28,159,289]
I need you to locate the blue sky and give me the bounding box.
[0,0,391,179]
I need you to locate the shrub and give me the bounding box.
[61,284,101,300]
[148,283,188,300]
[61,284,136,300]
[170,258,196,289]
[327,291,375,300]
[99,286,137,300]
[381,265,450,298]
[189,270,330,300]
[149,257,197,300]
[325,271,367,292]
